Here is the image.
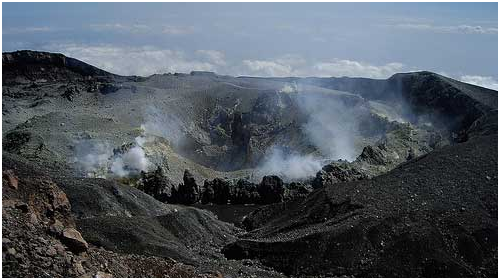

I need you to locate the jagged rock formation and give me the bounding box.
[138,166,175,203]
[230,179,261,204]
[258,175,285,204]
[202,178,231,205]
[172,169,201,204]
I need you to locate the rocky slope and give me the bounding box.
[3,152,286,278]
[224,133,498,277]
[2,153,218,278]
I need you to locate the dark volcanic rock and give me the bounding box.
[230,179,260,204]
[258,175,285,204]
[61,85,78,101]
[139,167,175,203]
[358,145,387,165]
[230,111,252,168]
[312,162,368,189]
[202,178,231,205]
[172,169,201,205]
[2,50,118,83]
[284,182,313,200]
[224,134,498,278]
[465,109,498,140]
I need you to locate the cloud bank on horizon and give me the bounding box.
[38,44,497,90]
[3,3,498,90]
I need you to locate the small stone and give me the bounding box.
[54,243,66,255]
[3,199,28,212]
[7,248,16,256]
[3,170,19,190]
[74,261,85,275]
[95,271,113,278]
[46,246,57,257]
[29,212,39,224]
[49,219,65,235]
[3,238,12,246]
[51,190,70,211]
[486,176,492,181]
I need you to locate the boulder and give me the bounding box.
[312,162,368,189]
[50,188,71,211]
[284,182,313,200]
[358,145,387,165]
[61,228,88,253]
[171,169,200,205]
[140,167,175,203]
[202,178,231,205]
[230,179,260,204]
[257,175,284,204]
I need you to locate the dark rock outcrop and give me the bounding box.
[2,50,118,83]
[230,179,260,204]
[230,111,252,167]
[257,175,285,204]
[171,169,201,205]
[284,182,313,200]
[201,178,231,205]
[312,162,368,189]
[139,167,175,203]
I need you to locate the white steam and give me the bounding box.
[73,136,151,178]
[297,91,365,161]
[257,147,323,180]
[73,140,112,178]
[140,106,185,147]
[257,85,368,180]
[110,136,151,177]
[73,107,187,178]
[278,83,298,93]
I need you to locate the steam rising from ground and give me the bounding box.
[73,140,112,178]
[110,137,150,177]
[74,106,186,178]
[298,92,364,161]
[258,148,323,180]
[141,106,185,147]
[258,83,368,180]
[73,136,150,178]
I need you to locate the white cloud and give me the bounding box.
[196,50,226,66]
[312,60,404,79]
[394,23,498,35]
[460,75,498,90]
[161,25,194,35]
[89,23,150,33]
[4,26,54,34]
[47,44,407,79]
[241,60,294,77]
[50,44,218,76]
[240,56,405,78]
[88,23,193,35]
[44,43,498,85]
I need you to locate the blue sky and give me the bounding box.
[3,3,498,89]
